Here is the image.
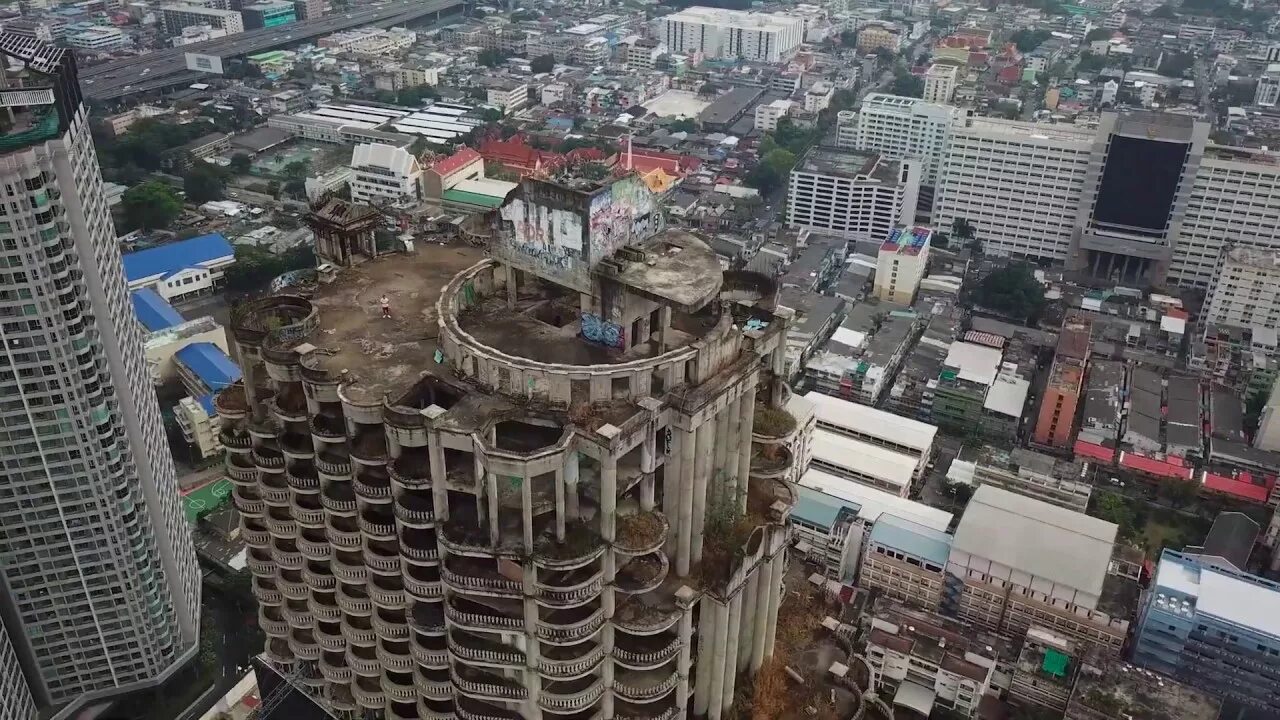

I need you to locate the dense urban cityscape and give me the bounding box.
[3,0,1280,719]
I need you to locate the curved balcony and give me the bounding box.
[326,683,358,715]
[382,670,418,703]
[366,544,402,577]
[247,551,276,579]
[539,678,603,713]
[451,665,528,702]
[351,675,385,709]
[259,607,288,636]
[286,466,320,492]
[271,543,304,570]
[416,669,455,701]
[614,511,669,556]
[214,383,249,421]
[440,521,493,556]
[319,651,353,683]
[405,565,443,600]
[282,599,314,629]
[535,567,603,608]
[299,535,331,561]
[372,609,410,641]
[293,499,325,527]
[226,455,258,484]
[748,442,793,481]
[408,600,448,636]
[389,455,431,489]
[411,638,449,669]
[327,519,362,550]
[613,600,680,636]
[448,630,525,667]
[377,642,415,673]
[442,558,522,599]
[322,482,357,514]
[220,426,253,449]
[309,593,341,622]
[315,621,346,651]
[359,512,396,539]
[346,644,382,676]
[613,633,680,670]
[533,524,607,571]
[253,448,286,470]
[332,554,367,584]
[336,584,373,616]
[280,430,316,460]
[354,472,392,502]
[233,491,266,518]
[370,581,408,610]
[350,433,389,465]
[456,697,522,720]
[538,607,604,645]
[317,451,353,479]
[288,628,321,660]
[538,644,604,680]
[265,637,294,665]
[750,403,798,443]
[615,700,679,720]
[395,492,435,527]
[241,522,271,548]
[614,552,668,595]
[342,615,377,646]
[260,479,291,506]
[310,413,346,442]
[614,665,679,703]
[278,574,309,601]
[444,600,523,634]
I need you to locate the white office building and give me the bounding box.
[786,147,919,243]
[754,98,793,132]
[658,6,805,62]
[802,391,937,480]
[1202,246,1280,335]
[923,63,959,104]
[1171,145,1280,287]
[66,26,129,50]
[853,93,967,217]
[349,142,423,204]
[0,37,200,715]
[934,117,1093,261]
[160,5,244,35]
[1256,64,1280,107]
[836,109,858,149]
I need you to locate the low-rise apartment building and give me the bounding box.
[786,147,919,243]
[861,513,951,610]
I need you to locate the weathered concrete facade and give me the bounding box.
[217,174,797,720]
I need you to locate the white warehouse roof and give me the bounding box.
[802,391,938,455]
[809,429,917,492]
[799,469,952,532]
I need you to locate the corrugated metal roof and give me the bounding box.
[130,288,185,331]
[175,342,241,390]
[868,514,952,566]
[442,188,505,208]
[792,485,852,531]
[121,233,233,282]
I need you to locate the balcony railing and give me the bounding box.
[444,603,523,632]
[448,635,525,667]
[442,567,522,598]
[538,610,604,644]
[539,680,603,712]
[451,667,529,700]
[614,671,678,701]
[613,639,680,669]
[538,646,605,678]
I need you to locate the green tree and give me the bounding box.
[229,153,252,174]
[744,149,796,195]
[1010,29,1051,53]
[951,217,976,241]
[1076,52,1107,74]
[530,53,555,74]
[1085,28,1112,42]
[1159,479,1199,508]
[478,48,508,68]
[122,181,183,231]
[282,159,311,180]
[1158,51,1194,78]
[890,67,923,97]
[183,163,227,204]
[223,243,316,294]
[839,29,858,48]
[972,263,1046,323]
[1150,3,1176,18]
[1093,492,1136,535]
[668,117,698,133]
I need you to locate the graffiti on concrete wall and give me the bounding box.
[587,175,659,262]
[498,197,585,289]
[581,313,625,349]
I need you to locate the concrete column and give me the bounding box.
[736,386,757,513]
[677,427,696,576]
[691,420,713,564]
[505,265,517,309]
[522,580,542,714]
[563,451,579,523]
[554,466,565,541]
[770,345,787,406]
[676,604,695,716]
[738,569,759,673]
[520,469,533,550]
[693,602,714,716]
[764,550,785,659]
[486,471,499,545]
[664,428,682,556]
[637,314,651,346]
[749,554,772,674]
[640,428,656,511]
[713,406,730,508]
[722,592,743,713]
[724,397,742,499]
[708,599,730,720]
[428,432,447,521]
[601,456,617,543]
[658,306,673,351]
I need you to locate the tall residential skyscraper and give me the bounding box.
[0,35,200,716]
[224,176,796,719]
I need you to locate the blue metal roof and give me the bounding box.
[195,394,216,417]
[130,288,186,331]
[121,233,234,283]
[793,486,858,532]
[175,342,241,390]
[868,514,953,566]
